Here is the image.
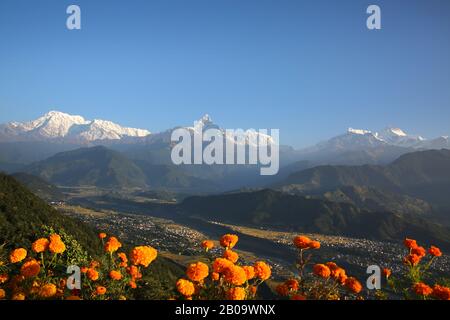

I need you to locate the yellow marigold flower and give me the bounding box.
[127,265,142,280]
[10,248,27,263]
[220,234,239,249]
[226,287,246,300]
[293,236,311,249]
[413,282,433,296]
[345,277,363,294]
[87,268,99,281]
[12,293,26,300]
[313,264,331,278]
[309,240,321,249]
[212,258,234,274]
[20,259,41,278]
[254,261,271,281]
[243,266,255,280]
[66,295,82,300]
[49,234,66,254]
[104,236,122,253]
[130,245,157,267]
[0,289,5,299]
[39,283,57,298]
[224,265,247,286]
[32,238,49,253]
[110,270,123,281]
[0,274,9,284]
[223,249,239,263]
[428,246,442,257]
[211,272,220,281]
[96,286,107,295]
[186,262,209,282]
[201,240,214,251]
[176,279,195,297]
[98,232,107,239]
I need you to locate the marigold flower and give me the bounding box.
[80,267,88,273]
[293,236,311,249]
[413,282,433,296]
[0,289,5,300]
[404,254,421,266]
[49,234,66,254]
[98,233,107,239]
[212,258,234,274]
[201,240,214,251]
[224,265,247,286]
[291,294,307,300]
[411,246,426,258]
[326,262,338,270]
[176,279,195,297]
[110,270,123,281]
[211,272,220,281]
[309,241,321,249]
[90,260,100,268]
[220,234,239,249]
[345,277,362,294]
[118,252,128,267]
[383,268,392,278]
[66,295,82,300]
[39,283,57,298]
[428,246,442,257]
[87,268,99,281]
[285,279,299,291]
[12,293,26,300]
[226,287,246,300]
[276,284,290,296]
[248,285,257,296]
[223,250,239,263]
[331,267,346,280]
[105,237,122,253]
[127,265,143,280]
[129,280,137,289]
[313,264,331,278]
[10,248,27,263]
[404,238,418,249]
[32,238,49,253]
[243,266,255,280]
[337,273,348,285]
[0,274,8,284]
[130,246,157,267]
[432,285,450,300]
[20,259,41,278]
[186,262,209,282]
[254,261,271,281]
[96,286,107,295]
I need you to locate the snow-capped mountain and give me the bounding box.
[0,111,151,143]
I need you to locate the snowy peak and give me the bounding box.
[347,128,373,136]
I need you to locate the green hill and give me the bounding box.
[11,172,65,201]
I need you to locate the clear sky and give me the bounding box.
[1,0,449,148]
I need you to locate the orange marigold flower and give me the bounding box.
[176,279,195,297]
[110,270,123,281]
[104,237,122,253]
[211,272,220,281]
[80,267,88,273]
[331,267,346,280]
[404,254,421,266]
[201,240,214,251]
[345,277,362,294]
[223,250,239,263]
[254,261,271,281]
[313,264,331,278]
[411,246,426,258]
[20,259,41,278]
[130,246,157,267]
[12,293,26,300]
[0,274,9,284]
[291,294,307,300]
[66,295,82,300]
[243,266,255,280]
[98,232,107,239]
[337,273,348,285]
[10,248,27,263]
[224,265,247,286]
[220,234,239,249]
[96,286,107,295]
[90,260,100,268]
[276,284,290,296]
[212,258,234,274]
[127,265,142,280]
[293,236,311,249]
[383,268,392,278]
[118,252,128,267]
[326,262,338,270]
[0,289,5,300]
[248,285,257,296]
[39,283,57,298]
[309,241,321,249]
[186,262,209,282]
[226,287,246,300]
[49,234,66,254]
[413,282,433,296]
[32,238,49,253]
[129,280,137,289]
[404,238,418,249]
[428,246,442,257]
[432,285,450,300]
[285,279,299,291]
[86,268,99,281]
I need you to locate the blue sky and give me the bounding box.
[0,0,449,148]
